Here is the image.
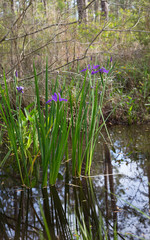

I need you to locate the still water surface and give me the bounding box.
[0,125,150,239]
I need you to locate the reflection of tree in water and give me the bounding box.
[69,132,150,239]
[0,126,150,239]
[110,125,150,155]
[0,161,122,240]
[104,144,118,230]
[91,126,150,239]
[0,186,72,240]
[0,189,41,239]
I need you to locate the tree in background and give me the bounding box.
[101,0,109,19]
[0,0,149,81]
[77,0,86,22]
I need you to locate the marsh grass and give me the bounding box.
[75,212,118,240]
[110,60,150,124]
[68,63,114,176]
[0,60,113,186]
[38,178,120,240]
[34,61,71,186]
[39,203,119,240]
[0,74,41,186]
[0,73,29,185]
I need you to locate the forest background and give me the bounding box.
[0,0,150,124]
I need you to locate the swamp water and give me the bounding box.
[0,125,150,240]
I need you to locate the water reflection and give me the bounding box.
[0,125,150,239]
[91,124,150,239]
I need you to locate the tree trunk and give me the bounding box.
[94,0,99,22]
[101,0,109,20]
[43,0,47,15]
[77,0,86,23]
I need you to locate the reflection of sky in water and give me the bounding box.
[92,125,150,239]
[113,161,150,238]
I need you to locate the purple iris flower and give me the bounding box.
[58,93,67,102]
[46,93,67,104]
[81,65,109,74]
[80,68,88,72]
[16,86,24,93]
[92,65,100,69]
[99,67,109,74]
[91,70,99,75]
[80,64,91,72]
[15,71,18,78]
[110,56,112,62]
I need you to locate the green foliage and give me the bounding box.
[68,65,113,176]
[34,62,70,186]
[39,201,51,240]
[126,96,136,124]
[1,55,150,186]
[56,0,66,11]
[0,73,29,185]
[108,57,150,124]
[0,59,113,186]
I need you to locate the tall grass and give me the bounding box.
[39,178,120,240]
[0,72,29,185]
[0,60,113,186]
[69,65,112,176]
[34,61,71,186]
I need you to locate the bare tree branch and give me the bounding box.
[0,23,107,83]
[104,29,150,33]
[84,23,107,56]
[84,0,96,11]
[4,29,67,76]
[0,1,32,44]
[3,21,79,42]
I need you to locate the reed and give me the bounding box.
[0,72,41,186]
[69,63,111,176]
[39,201,51,240]
[34,62,70,186]
[0,72,29,185]
[0,59,113,186]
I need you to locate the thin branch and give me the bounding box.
[0,23,107,83]
[4,30,66,76]
[0,1,32,44]
[104,29,150,33]
[84,21,108,56]
[3,21,79,42]
[84,0,96,11]
[110,2,150,10]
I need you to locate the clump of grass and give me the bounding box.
[0,72,29,185]
[0,59,113,186]
[109,58,150,124]
[69,61,113,176]
[33,61,71,186]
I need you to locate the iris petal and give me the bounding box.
[58,93,67,102]
[91,70,99,75]
[16,86,24,93]
[80,68,87,72]
[99,67,109,74]
[92,65,100,69]
[46,99,52,104]
[51,93,57,101]
[46,93,67,104]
